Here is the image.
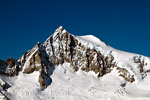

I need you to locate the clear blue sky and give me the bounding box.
[0,0,150,60]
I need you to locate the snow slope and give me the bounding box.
[1,63,150,100]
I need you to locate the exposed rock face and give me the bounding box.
[0,60,7,75]
[17,42,51,89]
[0,80,9,91]
[0,58,20,76]
[0,78,8,100]
[6,58,16,68]
[134,56,148,73]
[0,26,145,90]
[42,26,115,78]
[0,92,7,100]
[116,67,135,82]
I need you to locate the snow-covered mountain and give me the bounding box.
[1,26,150,100]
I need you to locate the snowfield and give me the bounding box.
[1,63,150,100]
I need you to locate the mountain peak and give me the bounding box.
[44,26,68,43]
[54,26,67,35]
[1,27,150,100]
[56,26,64,31]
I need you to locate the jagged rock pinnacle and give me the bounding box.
[44,26,67,43]
[56,26,64,31]
[53,26,67,38]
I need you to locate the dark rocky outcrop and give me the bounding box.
[0,92,7,100]
[116,67,135,82]
[0,60,8,74]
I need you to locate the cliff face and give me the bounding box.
[0,26,150,91]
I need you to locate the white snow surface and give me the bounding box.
[78,35,107,47]
[77,35,112,56]
[1,63,150,100]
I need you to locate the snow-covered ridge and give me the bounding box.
[76,35,112,57]
[77,35,107,47]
